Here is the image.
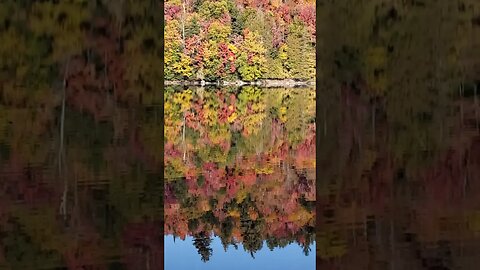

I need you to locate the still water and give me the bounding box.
[163,86,316,269]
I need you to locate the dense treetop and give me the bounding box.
[164,0,316,81]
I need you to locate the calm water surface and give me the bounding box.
[315,1,480,268]
[163,86,316,269]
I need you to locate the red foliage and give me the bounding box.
[122,222,163,270]
[164,4,181,20]
[240,172,257,186]
[278,4,292,24]
[218,42,237,76]
[297,5,315,34]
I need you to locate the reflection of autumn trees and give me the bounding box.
[0,1,166,268]
[164,86,316,260]
[318,87,480,269]
[317,80,480,269]
[316,0,480,270]
[317,1,480,268]
[164,86,316,177]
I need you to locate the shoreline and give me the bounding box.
[165,79,314,88]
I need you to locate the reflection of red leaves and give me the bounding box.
[185,111,201,130]
[202,163,225,192]
[122,222,163,270]
[230,94,236,103]
[240,172,257,186]
[164,142,181,159]
[218,106,229,123]
[226,176,238,197]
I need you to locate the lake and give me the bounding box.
[164,86,316,269]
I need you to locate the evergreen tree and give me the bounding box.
[192,231,213,262]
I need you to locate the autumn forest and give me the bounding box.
[1,0,480,269]
[165,0,316,81]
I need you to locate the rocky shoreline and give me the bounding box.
[165,79,314,88]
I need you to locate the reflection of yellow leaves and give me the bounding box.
[173,90,193,111]
[236,189,248,203]
[365,46,387,96]
[317,231,347,259]
[288,208,313,226]
[227,112,237,123]
[198,199,211,212]
[468,211,480,233]
[242,112,266,135]
[209,126,230,145]
[279,106,287,122]
[363,149,377,170]
[167,158,186,177]
[255,166,274,175]
[164,121,182,144]
[228,209,241,218]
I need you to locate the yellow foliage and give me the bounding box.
[207,21,232,42]
[209,126,231,144]
[365,46,388,96]
[198,199,211,212]
[228,209,241,218]
[173,90,193,111]
[288,208,314,226]
[279,44,288,61]
[468,211,480,233]
[317,231,348,259]
[236,189,248,203]
[228,44,238,54]
[255,166,274,175]
[279,106,287,122]
[227,112,238,123]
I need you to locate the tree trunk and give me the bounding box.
[182,113,186,162]
[460,84,464,125]
[372,102,376,144]
[475,84,478,133]
[181,0,186,50]
[59,58,70,221]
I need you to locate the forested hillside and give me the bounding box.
[164,0,316,81]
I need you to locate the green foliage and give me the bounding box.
[207,21,232,42]
[199,0,229,19]
[236,31,267,81]
[284,21,315,80]
[185,15,201,38]
[165,0,316,81]
[165,20,193,80]
[202,40,223,81]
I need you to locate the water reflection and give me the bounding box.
[317,84,480,270]
[315,1,480,268]
[0,101,163,268]
[164,86,316,267]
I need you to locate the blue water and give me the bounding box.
[164,235,316,270]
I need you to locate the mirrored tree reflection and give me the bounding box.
[316,1,480,269]
[164,86,316,262]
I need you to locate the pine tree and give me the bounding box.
[192,231,213,262]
